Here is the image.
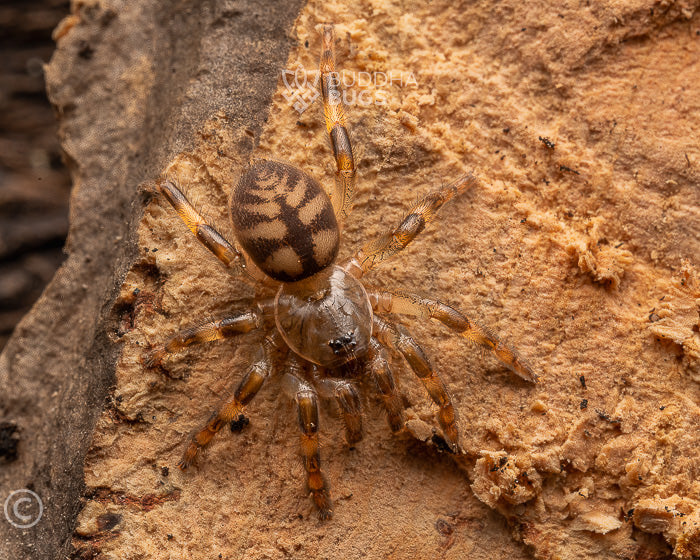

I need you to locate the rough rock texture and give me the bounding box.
[2,0,699,559]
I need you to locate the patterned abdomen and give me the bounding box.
[230,160,340,282]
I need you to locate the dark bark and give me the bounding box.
[0,1,304,558]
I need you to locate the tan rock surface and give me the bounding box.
[27,0,700,558]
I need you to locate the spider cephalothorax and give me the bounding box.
[143,24,537,519]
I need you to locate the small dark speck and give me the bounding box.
[151,248,158,252]
[649,312,660,322]
[559,165,580,175]
[580,399,588,410]
[521,27,526,31]
[500,155,505,160]
[614,242,624,248]
[0,422,20,464]
[659,295,665,301]
[538,136,555,149]
[305,40,309,48]
[167,534,174,540]
[161,466,169,477]
[435,518,454,536]
[96,512,122,532]
[659,405,666,410]
[579,375,586,389]
[78,40,94,60]
[503,127,510,133]
[520,218,527,223]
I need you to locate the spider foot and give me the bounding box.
[177,444,199,471]
[436,401,460,454]
[142,346,165,369]
[385,406,405,434]
[308,471,333,520]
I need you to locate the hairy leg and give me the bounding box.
[178,332,277,469]
[367,289,537,383]
[148,177,247,272]
[367,337,404,433]
[319,24,355,222]
[143,310,261,368]
[373,315,459,452]
[281,356,333,519]
[343,173,477,278]
[316,375,363,445]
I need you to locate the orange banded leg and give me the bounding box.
[368,290,537,383]
[317,377,363,445]
[156,178,245,271]
[319,24,355,221]
[342,174,478,278]
[373,315,459,452]
[281,358,333,519]
[144,311,260,368]
[178,334,275,469]
[368,337,404,433]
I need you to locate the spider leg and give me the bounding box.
[342,174,478,278]
[367,337,404,433]
[316,376,363,445]
[281,355,333,519]
[367,289,538,383]
[178,333,276,469]
[143,310,261,368]
[152,177,246,272]
[319,24,355,222]
[372,315,459,452]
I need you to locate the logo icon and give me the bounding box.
[4,489,43,529]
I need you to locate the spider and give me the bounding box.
[141,24,538,520]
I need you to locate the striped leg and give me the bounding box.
[144,311,260,368]
[367,289,537,383]
[319,24,355,222]
[372,315,459,452]
[342,174,477,278]
[368,337,404,433]
[154,178,246,271]
[281,356,333,519]
[317,377,363,445]
[178,334,275,469]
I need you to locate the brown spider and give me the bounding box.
[142,24,538,519]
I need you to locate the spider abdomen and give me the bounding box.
[230,160,340,282]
